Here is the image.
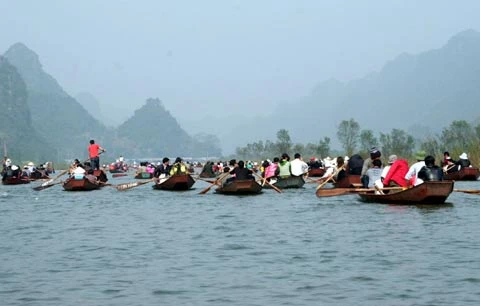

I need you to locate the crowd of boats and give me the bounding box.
[2,149,479,204]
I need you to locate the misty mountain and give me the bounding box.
[116,98,221,158]
[75,92,104,123]
[215,29,480,153]
[3,43,110,160]
[0,56,53,161]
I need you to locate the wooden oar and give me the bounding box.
[454,189,480,195]
[112,173,128,178]
[199,172,229,195]
[116,178,154,191]
[316,186,405,197]
[33,180,65,191]
[253,172,282,193]
[315,165,344,191]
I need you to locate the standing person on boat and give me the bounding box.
[290,153,309,177]
[418,155,443,182]
[456,152,471,170]
[361,147,381,187]
[382,158,409,187]
[278,153,292,178]
[346,154,363,175]
[154,157,171,178]
[405,150,426,186]
[88,139,105,170]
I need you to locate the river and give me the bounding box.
[1,176,480,306]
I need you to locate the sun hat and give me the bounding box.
[11,165,19,170]
[459,152,468,160]
[27,162,34,166]
[388,155,398,164]
[415,150,426,161]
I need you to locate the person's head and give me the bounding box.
[281,153,290,161]
[174,157,182,164]
[229,159,236,166]
[444,151,450,157]
[336,156,344,167]
[424,155,435,167]
[162,157,170,164]
[372,159,382,168]
[238,160,245,168]
[294,153,301,159]
[459,152,468,160]
[273,157,280,163]
[370,147,381,159]
[90,139,95,144]
[415,150,426,161]
[388,154,397,164]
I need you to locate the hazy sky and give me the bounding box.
[1,0,480,122]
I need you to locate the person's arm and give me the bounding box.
[361,159,370,176]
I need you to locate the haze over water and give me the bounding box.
[1,179,480,305]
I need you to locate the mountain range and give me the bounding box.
[1,44,221,162]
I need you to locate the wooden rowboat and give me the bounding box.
[333,175,362,188]
[2,175,30,185]
[152,174,195,191]
[265,176,305,189]
[215,179,262,195]
[308,168,325,177]
[199,171,218,178]
[443,167,480,181]
[358,181,454,204]
[135,172,153,179]
[63,177,101,191]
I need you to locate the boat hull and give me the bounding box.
[63,178,101,191]
[358,181,454,204]
[216,179,262,195]
[308,168,325,177]
[152,174,195,190]
[2,176,30,185]
[135,172,153,179]
[333,175,361,188]
[443,167,480,181]
[266,176,305,189]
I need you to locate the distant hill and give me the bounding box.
[116,98,221,158]
[4,43,109,160]
[217,29,480,153]
[0,56,53,162]
[75,92,104,123]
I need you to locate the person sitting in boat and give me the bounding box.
[72,166,86,180]
[382,157,409,187]
[200,161,216,177]
[335,156,347,182]
[347,154,363,175]
[366,159,383,188]
[418,155,443,182]
[136,162,148,174]
[456,152,472,170]
[154,157,171,178]
[263,157,280,182]
[443,157,457,174]
[290,153,309,177]
[278,153,292,178]
[170,157,189,175]
[441,151,453,167]
[226,160,254,183]
[223,159,237,173]
[361,147,381,188]
[85,169,98,184]
[308,157,323,169]
[405,150,426,186]
[146,163,155,174]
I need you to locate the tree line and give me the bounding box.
[231,119,480,165]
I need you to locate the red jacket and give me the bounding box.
[383,159,409,187]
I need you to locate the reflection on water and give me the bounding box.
[1,178,480,306]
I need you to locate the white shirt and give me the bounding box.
[405,161,425,186]
[290,158,309,176]
[381,165,392,179]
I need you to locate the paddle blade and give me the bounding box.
[116,179,152,191]
[33,180,63,191]
[315,188,352,197]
